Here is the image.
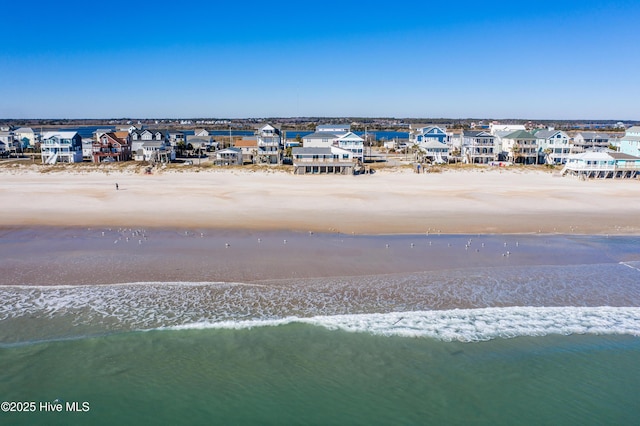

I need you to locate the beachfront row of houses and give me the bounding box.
[0,123,366,174]
[2,123,640,178]
[405,123,640,166]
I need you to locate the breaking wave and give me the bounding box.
[1,261,639,343]
[163,307,640,342]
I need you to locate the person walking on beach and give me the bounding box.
[115,183,119,191]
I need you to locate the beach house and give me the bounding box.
[0,131,14,151]
[214,147,242,166]
[169,131,186,146]
[302,128,364,163]
[292,146,356,175]
[415,140,449,164]
[40,131,83,164]
[186,134,213,154]
[334,132,365,162]
[255,123,282,164]
[13,127,36,150]
[234,138,259,164]
[131,129,173,162]
[92,132,132,162]
[572,132,610,153]
[533,128,571,164]
[462,131,496,164]
[619,126,640,157]
[500,130,538,164]
[562,151,640,179]
[409,125,447,144]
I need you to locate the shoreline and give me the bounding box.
[1,227,639,286]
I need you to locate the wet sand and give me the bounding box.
[1,227,637,286]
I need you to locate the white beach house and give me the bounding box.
[292,146,356,175]
[462,131,496,164]
[13,127,37,150]
[215,147,243,166]
[533,128,571,164]
[40,131,83,164]
[562,151,640,179]
[256,123,282,164]
[571,132,610,153]
[302,126,364,163]
[500,130,538,164]
[131,129,173,163]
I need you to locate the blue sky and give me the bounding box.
[1,0,639,119]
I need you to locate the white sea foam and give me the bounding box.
[2,262,640,342]
[165,307,640,342]
[620,261,640,272]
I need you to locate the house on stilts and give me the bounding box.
[561,150,640,179]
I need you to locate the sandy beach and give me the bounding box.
[1,166,639,234]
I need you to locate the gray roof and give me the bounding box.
[292,147,333,155]
[93,128,115,134]
[503,130,536,140]
[577,132,609,140]
[14,127,34,133]
[218,147,241,153]
[463,130,492,137]
[534,129,566,139]
[303,132,338,139]
[609,152,640,160]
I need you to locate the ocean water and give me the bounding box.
[1,233,640,425]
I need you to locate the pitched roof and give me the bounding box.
[234,138,258,148]
[94,128,115,134]
[14,127,34,133]
[303,132,338,139]
[218,147,241,153]
[503,130,536,140]
[100,132,127,144]
[336,132,364,141]
[577,132,609,140]
[258,123,281,132]
[463,130,493,137]
[609,152,640,160]
[186,136,211,144]
[292,147,332,155]
[533,129,566,139]
[42,131,79,139]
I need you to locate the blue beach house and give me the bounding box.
[409,125,447,144]
[619,126,640,157]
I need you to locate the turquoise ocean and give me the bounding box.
[1,232,640,425]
